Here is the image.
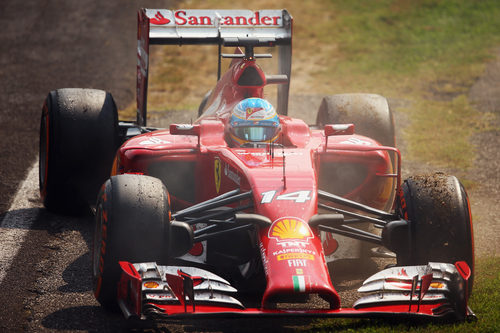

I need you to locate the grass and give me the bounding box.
[401,95,481,170]
[308,257,500,332]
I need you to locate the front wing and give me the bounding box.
[117,261,475,322]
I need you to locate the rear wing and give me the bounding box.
[137,8,293,126]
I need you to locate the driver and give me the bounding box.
[227,98,280,147]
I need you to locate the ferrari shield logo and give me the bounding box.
[214,157,221,193]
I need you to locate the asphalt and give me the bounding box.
[0,1,168,331]
[0,1,140,216]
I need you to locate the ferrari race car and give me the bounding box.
[39,9,475,322]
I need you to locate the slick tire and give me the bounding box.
[316,94,396,259]
[92,174,171,309]
[39,88,118,214]
[399,173,474,291]
[316,93,395,148]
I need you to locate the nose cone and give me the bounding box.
[259,217,340,309]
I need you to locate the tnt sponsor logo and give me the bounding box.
[276,241,308,248]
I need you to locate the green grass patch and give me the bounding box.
[309,257,500,332]
[402,95,480,171]
[320,0,500,84]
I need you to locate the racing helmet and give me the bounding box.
[228,98,280,146]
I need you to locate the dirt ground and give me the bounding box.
[467,48,500,257]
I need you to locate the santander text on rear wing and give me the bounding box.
[136,9,293,126]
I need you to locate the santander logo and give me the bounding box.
[150,11,171,25]
[149,10,282,27]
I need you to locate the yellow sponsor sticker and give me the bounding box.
[277,253,314,261]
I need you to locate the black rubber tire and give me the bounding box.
[399,173,474,290]
[92,174,171,309]
[39,88,118,214]
[316,93,395,147]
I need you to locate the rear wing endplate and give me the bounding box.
[137,9,293,126]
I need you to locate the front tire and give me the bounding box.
[92,174,171,309]
[398,173,474,290]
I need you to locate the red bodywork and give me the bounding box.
[115,54,394,310]
[112,8,472,322]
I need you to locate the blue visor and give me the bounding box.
[233,126,278,142]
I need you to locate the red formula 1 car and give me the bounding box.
[39,9,475,322]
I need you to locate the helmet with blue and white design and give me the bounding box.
[228,98,280,146]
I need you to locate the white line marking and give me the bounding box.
[0,161,40,283]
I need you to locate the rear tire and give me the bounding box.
[317,94,396,262]
[39,88,118,214]
[316,93,395,147]
[92,174,171,309]
[398,173,474,290]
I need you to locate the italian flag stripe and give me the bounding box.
[293,275,305,292]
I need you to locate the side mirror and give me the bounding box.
[324,124,355,136]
